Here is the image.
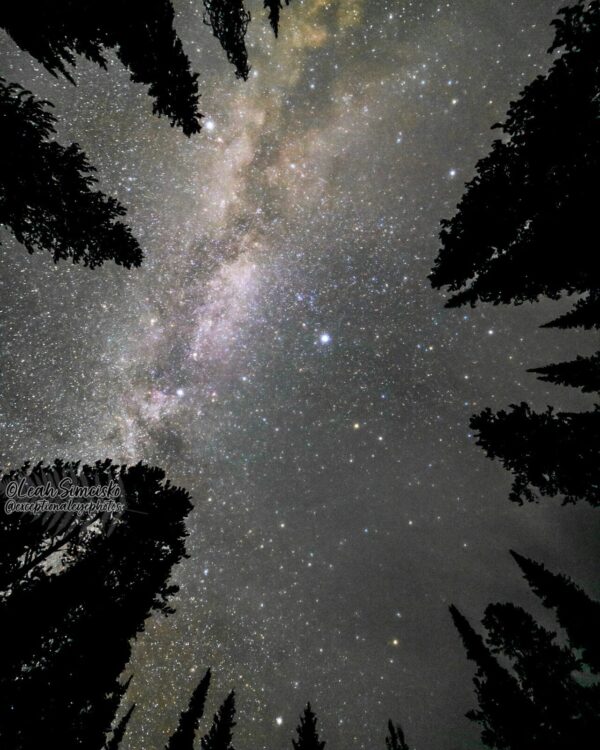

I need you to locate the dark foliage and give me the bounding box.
[542,292,600,330]
[451,556,600,750]
[201,690,237,750]
[427,2,600,509]
[166,669,212,750]
[203,0,251,80]
[511,551,600,674]
[470,402,600,506]
[292,703,326,750]
[385,720,409,750]
[429,0,600,322]
[0,1,201,135]
[0,459,193,750]
[264,0,291,37]
[529,351,600,393]
[0,79,143,268]
[450,605,539,749]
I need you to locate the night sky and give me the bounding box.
[1,2,599,749]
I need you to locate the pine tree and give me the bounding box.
[450,605,538,750]
[292,703,326,750]
[0,458,128,592]
[427,2,600,509]
[0,1,201,135]
[203,0,251,80]
[482,602,593,747]
[470,403,600,506]
[542,292,600,330]
[511,550,600,674]
[529,351,600,393]
[0,459,193,750]
[201,691,237,750]
[0,79,143,268]
[166,669,212,750]
[429,0,600,325]
[385,719,409,750]
[451,555,600,749]
[264,0,291,37]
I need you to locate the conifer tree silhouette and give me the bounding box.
[0,1,201,135]
[385,720,409,750]
[429,0,600,324]
[203,0,251,80]
[0,459,193,750]
[528,351,600,393]
[166,668,212,750]
[292,703,326,750]
[511,550,600,674]
[428,1,600,508]
[451,554,600,749]
[450,605,537,750]
[264,0,291,37]
[542,292,600,330]
[0,78,143,268]
[201,691,237,750]
[470,402,600,506]
[0,459,79,591]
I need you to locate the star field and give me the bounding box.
[1,2,599,749]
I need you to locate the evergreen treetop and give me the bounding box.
[0,459,193,750]
[166,668,212,750]
[201,690,237,750]
[292,703,326,750]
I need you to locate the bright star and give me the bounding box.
[319,333,331,344]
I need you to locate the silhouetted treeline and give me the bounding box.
[0,1,201,134]
[429,0,600,507]
[429,0,600,321]
[0,78,143,268]
[166,668,211,750]
[0,0,293,137]
[1,0,294,268]
[429,4,600,744]
[451,551,600,748]
[201,689,237,750]
[0,459,192,749]
[15,464,593,750]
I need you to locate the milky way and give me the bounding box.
[1,2,599,749]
